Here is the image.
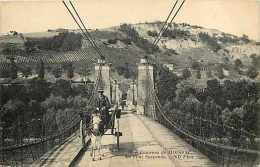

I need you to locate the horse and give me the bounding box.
[90,111,105,161]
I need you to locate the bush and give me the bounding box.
[161,29,190,39]
[247,66,259,79]
[147,30,158,37]
[107,38,117,44]
[241,34,250,43]
[25,32,82,52]
[116,62,136,79]
[198,32,221,52]
[250,54,260,70]
[120,38,132,45]
[119,24,159,53]
[218,33,240,44]
[182,68,191,79]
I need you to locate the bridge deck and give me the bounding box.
[72,111,215,167]
[30,133,82,167]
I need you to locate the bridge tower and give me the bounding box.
[95,59,112,101]
[127,80,137,105]
[111,80,122,105]
[127,80,137,111]
[137,58,155,116]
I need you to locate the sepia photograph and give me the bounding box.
[0,0,260,166]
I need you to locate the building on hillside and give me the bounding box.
[163,64,174,71]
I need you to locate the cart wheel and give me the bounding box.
[111,114,115,134]
[111,121,115,134]
[116,131,120,150]
[80,120,85,146]
[116,119,120,150]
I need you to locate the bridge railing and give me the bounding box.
[0,112,81,166]
[143,69,259,167]
[156,111,259,167]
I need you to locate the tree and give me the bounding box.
[2,43,24,56]
[247,66,259,79]
[207,79,224,106]
[38,60,45,79]
[27,78,51,102]
[147,30,158,37]
[25,32,82,52]
[175,82,195,108]
[227,107,245,146]
[181,95,201,133]
[1,43,23,79]
[241,34,250,43]
[119,24,159,53]
[196,70,201,79]
[60,32,82,51]
[216,66,225,79]
[116,63,135,79]
[41,95,65,135]
[66,63,74,80]
[223,79,258,110]
[250,54,260,70]
[191,61,200,70]
[242,101,258,144]
[118,81,130,94]
[51,80,73,98]
[79,65,91,81]
[2,99,26,143]
[182,68,191,79]
[9,57,18,79]
[204,97,221,122]
[52,66,62,79]
[234,58,242,71]
[21,66,32,78]
[157,67,179,106]
[198,32,221,51]
[206,69,213,78]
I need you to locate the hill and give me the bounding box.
[0,22,260,81]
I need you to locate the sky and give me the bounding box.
[0,0,260,41]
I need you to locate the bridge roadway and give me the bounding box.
[72,110,215,167]
[30,109,215,167]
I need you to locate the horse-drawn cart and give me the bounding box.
[79,106,122,150]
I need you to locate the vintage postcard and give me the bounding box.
[0,0,259,166]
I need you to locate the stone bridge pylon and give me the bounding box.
[95,59,112,101]
[137,58,155,118]
[95,59,121,105]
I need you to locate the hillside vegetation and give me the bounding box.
[0,22,260,80]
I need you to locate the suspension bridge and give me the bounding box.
[0,0,260,167]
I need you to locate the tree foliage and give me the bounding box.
[198,32,221,52]
[25,32,82,52]
[0,79,92,140]
[65,63,74,79]
[162,29,190,39]
[247,66,259,79]
[182,68,191,79]
[119,24,159,53]
[38,60,45,79]
[157,66,179,106]
[147,30,158,37]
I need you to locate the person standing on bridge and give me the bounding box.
[96,88,111,129]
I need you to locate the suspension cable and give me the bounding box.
[152,0,179,46]
[154,0,186,47]
[68,1,105,60]
[62,1,105,60]
[143,63,259,155]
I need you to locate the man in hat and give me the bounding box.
[96,88,111,128]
